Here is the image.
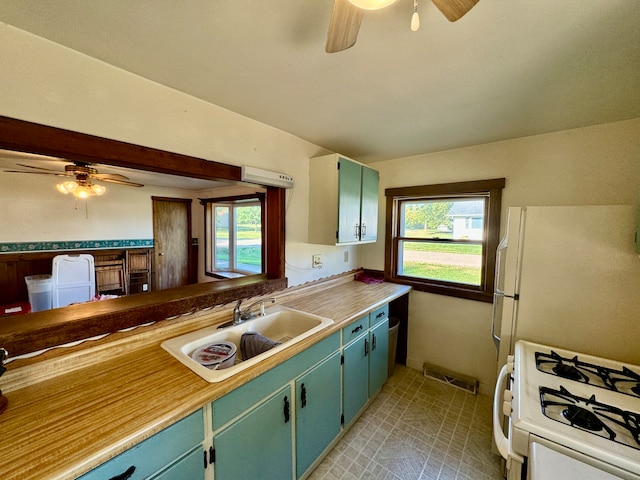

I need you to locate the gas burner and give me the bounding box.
[540,386,640,451]
[562,404,605,431]
[536,351,640,398]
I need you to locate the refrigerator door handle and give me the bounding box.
[491,292,503,350]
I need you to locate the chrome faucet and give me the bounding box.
[232,297,276,325]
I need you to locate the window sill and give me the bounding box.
[207,271,249,280]
[387,276,493,303]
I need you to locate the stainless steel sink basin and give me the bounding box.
[161,304,334,382]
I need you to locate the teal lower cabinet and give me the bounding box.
[213,385,294,480]
[295,351,342,478]
[77,409,205,480]
[368,317,389,397]
[154,447,204,480]
[342,333,369,427]
[342,304,390,427]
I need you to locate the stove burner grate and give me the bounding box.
[540,386,640,450]
[536,351,640,398]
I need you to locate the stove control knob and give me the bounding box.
[503,390,513,402]
[502,401,511,417]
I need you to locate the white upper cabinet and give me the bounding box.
[309,154,379,245]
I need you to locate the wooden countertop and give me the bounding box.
[0,275,410,480]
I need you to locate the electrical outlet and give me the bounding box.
[312,254,322,269]
[344,251,349,262]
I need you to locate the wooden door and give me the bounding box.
[152,197,192,291]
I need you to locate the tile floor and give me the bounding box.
[308,364,503,480]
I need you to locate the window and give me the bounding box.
[385,178,505,302]
[202,194,265,278]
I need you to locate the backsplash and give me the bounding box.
[0,239,154,254]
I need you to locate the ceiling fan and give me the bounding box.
[326,0,479,53]
[5,161,144,198]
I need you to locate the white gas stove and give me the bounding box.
[494,340,640,479]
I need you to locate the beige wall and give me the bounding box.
[0,23,362,286]
[2,23,639,393]
[364,119,640,393]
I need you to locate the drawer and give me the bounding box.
[78,409,204,480]
[153,447,204,480]
[341,315,368,345]
[370,304,389,328]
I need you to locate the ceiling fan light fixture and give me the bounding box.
[56,179,106,198]
[348,0,397,10]
[411,0,420,31]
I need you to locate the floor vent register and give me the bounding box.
[422,362,478,395]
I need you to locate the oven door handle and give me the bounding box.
[493,364,513,461]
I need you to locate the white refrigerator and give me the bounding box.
[492,205,640,370]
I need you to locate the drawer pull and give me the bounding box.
[109,466,135,480]
[376,311,385,319]
[284,395,290,423]
[351,325,363,334]
[301,383,307,409]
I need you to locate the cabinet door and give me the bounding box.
[337,157,363,244]
[369,318,389,397]
[295,351,342,478]
[360,166,379,243]
[214,385,293,480]
[78,410,204,480]
[153,447,204,480]
[342,334,369,426]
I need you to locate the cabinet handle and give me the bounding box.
[351,324,363,334]
[354,224,360,239]
[284,395,290,423]
[109,466,135,480]
[301,383,307,409]
[361,223,366,237]
[364,338,369,357]
[372,333,377,351]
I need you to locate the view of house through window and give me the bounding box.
[385,178,504,302]
[204,196,264,277]
[398,198,485,285]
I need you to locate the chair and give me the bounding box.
[95,255,127,296]
[52,254,95,308]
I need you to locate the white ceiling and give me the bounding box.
[1,0,639,163]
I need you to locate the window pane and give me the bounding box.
[400,200,454,238]
[234,205,262,274]
[398,240,483,286]
[400,199,485,240]
[215,206,230,270]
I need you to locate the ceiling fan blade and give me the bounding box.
[3,169,69,177]
[93,173,132,182]
[326,0,364,53]
[15,163,63,173]
[98,177,144,188]
[431,0,479,22]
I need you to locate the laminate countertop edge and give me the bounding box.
[0,278,411,480]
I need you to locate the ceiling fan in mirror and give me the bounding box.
[325,0,479,53]
[4,161,144,199]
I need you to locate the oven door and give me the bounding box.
[529,437,640,480]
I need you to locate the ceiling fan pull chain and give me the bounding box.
[411,0,420,31]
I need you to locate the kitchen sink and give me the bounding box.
[161,304,334,382]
